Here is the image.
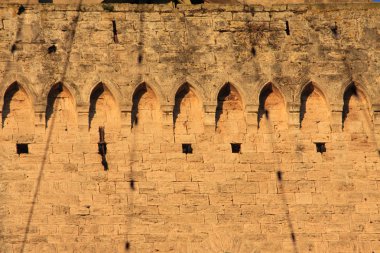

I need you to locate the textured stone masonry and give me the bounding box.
[0,0,372,5]
[0,2,379,253]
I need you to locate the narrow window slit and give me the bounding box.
[276,170,283,181]
[16,143,29,154]
[182,144,192,154]
[112,20,119,43]
[291,232,296,242]
[331,22,339,38]
[11,44,17,53]
[231,143,241,153]
[98,127,109,170]
[138,53,143,64]
[130,179,135,190]
[251,46,256,56]
[285,21,290,36]
[315,142,326,153]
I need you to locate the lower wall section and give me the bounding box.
[0,118,379,253]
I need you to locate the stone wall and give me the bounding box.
[0,2,380,253]
[0,0,372,5]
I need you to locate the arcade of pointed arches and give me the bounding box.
[0,80,374,134]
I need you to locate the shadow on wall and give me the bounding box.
[131,83,148,127]
[257,84,272,128]
[2,83,20,128]
[173,83,203,136]
[342,83,359,127]
[299,82,330,132]
[257,83,287,131]
[0,80,377,133]
[173,84,190,127]
[45,82,63,127]
[19,1,84,252]
[131,83,160,129]
[299,83,315,127]
[89,83,105,129]
[276,170,299,253]
[45,82,77,131]
[215,82,245,134]
[215,83,231,129]
[1,82,35,143]
[342,82,373,134]
[88,82,120,132]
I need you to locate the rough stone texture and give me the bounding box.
[0,2,380,253]
[0,0,372,5]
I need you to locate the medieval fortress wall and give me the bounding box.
[0,2,380,253]
[0,0,372,4]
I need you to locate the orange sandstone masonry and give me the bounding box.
[0,2,379,253]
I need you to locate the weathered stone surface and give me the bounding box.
[0,2,379,253]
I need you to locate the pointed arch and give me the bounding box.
[89,82,120,131]
[0,72,38,104]
[342,82,372,132]
[42,80,80,107]
[84,78,123,107]
[2,82,33,127]
[131,82,160,129]
[132,78,165,106]
[339,79,372,106]
[45,82,77,129]
[1,80,36,109]
[257,82,287,104]
[215,82,246,135]
[214,81,247,108]
[298,81,329,107]
[2,82,34,141]
[173,82,204,135]
[170,79,206,105]
[258,82,287,131]
[299,82,330,132]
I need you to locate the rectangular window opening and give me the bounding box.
[16,143,29,155]
[39,0,53,3]
[315,142,326,153]
[182,144,192,154]
[231,143,241,153]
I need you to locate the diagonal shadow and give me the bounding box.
[0,0,33,247]
[276,170,299,253]
[124,5,147,251]
[259,99,300,253]
[19,1,83,252]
